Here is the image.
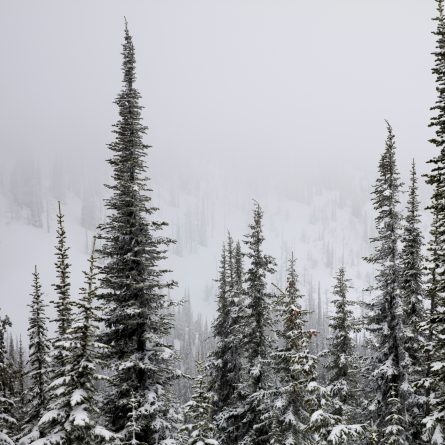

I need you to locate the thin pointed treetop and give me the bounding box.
[51,201,72,338]
[23,265,50,436]
[285,252,303,308]
[430,0,445,149]
[98,21,178,443]
[243,201,276,366]
[400,159,424,321]
[421,2,445,442]
[364,123,410,441]
[122,19,136,88]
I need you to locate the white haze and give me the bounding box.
[0,0,438,334]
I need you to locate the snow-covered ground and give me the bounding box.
[0,172,378,338]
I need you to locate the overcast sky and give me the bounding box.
[0,0,441,335]
[0,0,438,197]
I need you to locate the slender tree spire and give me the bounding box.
[325,267,361,421]
[238,202,276,445]
[271,253,317,445]
[0,308,15,445]
[208,235,244,444]
[21,267,50,440]
[98,20,179,444]
[34,241,110,445]
[181,361,219,445]
[423,1,445,441]
[363,122,410,444]
[400,160,424,323]
[51,201,72,339]
[399,160,426,441]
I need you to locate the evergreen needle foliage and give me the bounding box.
[97,20,179,444]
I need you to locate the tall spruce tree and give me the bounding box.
[323,267,364,443]
[399,160,426,441]
[181,361,219,445]
[423,1,445,442]
[238,202,276,445]
[63,241,109,443]
[34,243,110,445]
[0,309,15,445]
[51,201,72,340]
[400,161,425,345]
[21,267,50,442]
[31,204,74,444]
[363,122,410,444]
[98,20,179,444]
[382,386,409,445]
[209,235,244,444]
[209,242,229,413]
[271,254,318,445]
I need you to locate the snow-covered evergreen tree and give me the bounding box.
[271,253,320,445]
[399,160,426,441]
[323,267,364,443]
[363,122,410,444]
[0,309,16,445]
[122,394,147,445]
[382,386,409,445]
[400,160,425,350]
[238,203,276,445]
[51,201,72,340]
[208,234,244,444]
[21,267,50,441]
[97,20,179,444]
[181,361,219,445]
[423,1,445,442]
[208,242,229,412]
[34,243,110,445]
[62,240,109,443]
[30,203,74,444]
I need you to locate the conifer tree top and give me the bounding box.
[122,18,137,88]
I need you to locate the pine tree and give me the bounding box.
[382,386,409,445]
[21,267,50,442]
[122,394,148,445]
[422,208,443,443]
[323,267,364,443]
[399,160,426,441]
[30,204,74,444]
[400,161,425,350]
[209,242,229,412]
[238,203,276,445]
[0,309,16,445]
[98,20,179,444]
[363,122,410,444]
[181,361,219,445]
[271,254,317,445]
[51,201,72,340]
[208,235,244,444]
[63,240,109,443]
[35,243,110,445]
[423,1,445,442]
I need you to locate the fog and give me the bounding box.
[0,0,438,332]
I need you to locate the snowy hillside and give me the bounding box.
[0,163,383,336]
